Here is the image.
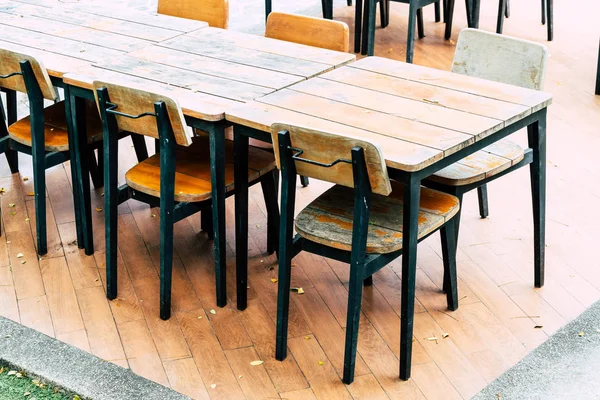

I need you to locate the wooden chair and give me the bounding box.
[358,0,443,62]
[94,81,279,320]
[272,123,460,384]
[266,12,350,52]
[0,49,110,255]
[423,28,548,285]
[497,0,553,41]
[157,0,229,28]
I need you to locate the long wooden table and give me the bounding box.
[0,0,355,307]
[226,55,552,379]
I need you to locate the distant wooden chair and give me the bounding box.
[94,81,278,320]
[266,11,350,52]
[496,0,553,41]
[157,0,229,28]
[272,123,460,384]
[0,49,114,255]
[423,28,548,285]
[266,11,350,187]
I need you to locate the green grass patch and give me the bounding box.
[0,364,81,400]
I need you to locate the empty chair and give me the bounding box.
[157,0,229,28]
[423,28,548,285]
[95,81,278,319]
[272,122,460,383]
[0,49,117,255]
[265,11,350,52]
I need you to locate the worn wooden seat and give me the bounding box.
[8,99,103,152]
[429,139,524,185]
[265,12,350,52]
[126,136,275,202]
[296,181,459,253]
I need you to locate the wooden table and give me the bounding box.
[226,56,552,379]
[0,0,355,306]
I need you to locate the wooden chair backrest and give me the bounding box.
[93,80,194,146]
[452,28,548,90]
[265,12,349,53]
[157,0,229,29]
[271,123,391,196]
[0,48,57,101]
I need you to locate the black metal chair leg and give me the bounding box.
[434,0,441,22]
[32,144,47,256]
[440,218,458,311]
[2,90,19,173]
[265,0,272,20]
[299,175,309,187]
[443,190,462,294]
[444,0,456,40]
[348,0,353,5]
[234,131,249,311]
[261,170,280,256]
[596,40,600,95]
[380,0,390,28]
[405,2,418,63]
[201,208,214,240]
[496,0,506,34]
[131,133,149,162]
[363,275,373,286]
[322,0,333,19]
[342,259,366,384]
[417,8,425,39]
[541,0,546,24]
[477,185,489,218]
[546,0,553,41]
[505,0,510,17]
[354,0,364,53]
[88,149,103,189]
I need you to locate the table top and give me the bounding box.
[0,0,355,121]
[225,56,553,172]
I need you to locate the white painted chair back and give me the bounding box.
[452,28,548,90]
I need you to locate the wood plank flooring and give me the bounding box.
[1,0,599,398]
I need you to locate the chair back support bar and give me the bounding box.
[452,28,548,90]
[265,12,350,53]
[271,123,391,196]
[157,0,229,29]
[93,81,194,146]
[0,49,57,101]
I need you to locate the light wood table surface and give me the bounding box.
[226,55,552,379]
[0,0,355,307]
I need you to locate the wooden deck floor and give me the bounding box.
[1,1,600,399]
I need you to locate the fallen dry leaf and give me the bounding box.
[250,360,264,366]
[318,361,324,366]
[8,203,14,208]
[96,208,103,212]
[270,278,277,283]
[291,287,304,295]
[20,260,25,264]
[210,384,217,389]
[442,333,449,338]
[209,309,216,315]
[16,253,23,258]
[534,325,543,329]
[26,192,34,196]
[579,331,585,337]
[304,336,311,340]
[23,177,28,181]
[0,187,5,194]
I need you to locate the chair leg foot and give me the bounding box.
[477,185,489,218]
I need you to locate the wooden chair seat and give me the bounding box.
[295,181,459,254]
[429,139,524,186]
[8,100,103,152]
[125,136,276,202]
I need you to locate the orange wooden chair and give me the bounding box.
[157,0,229,28]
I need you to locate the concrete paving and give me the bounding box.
[473,299,600,400]
[0,316,189,400]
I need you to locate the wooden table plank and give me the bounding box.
[187,27,356,66]
[226,102,444,172]
[63,66,242,122]
[1,13,152,53]
[64,1,208,32]
[0,39,90,77]
[159,34,339,78]
[255,89,475,156]
[92,56,273,102]
[0,2,188,42]
[290,78,504,138]
[321,66,531,123]
[350,57,552,111]
[129,46,304,90]
[0,24,125,63]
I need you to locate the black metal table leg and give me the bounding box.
[528,111,546,288]
[496,0,507,34]
[69,92,94,255]
[265,0,271,20]
[3,89,18,173]
[546,0,553,41]
[354,0,364,53]
[399,175,421,380]
[63,86,85,250]
[405,1,418,63]
[209,121,228,308]
[234,128,249,311]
